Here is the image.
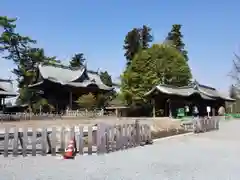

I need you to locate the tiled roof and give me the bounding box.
[29,64,113,91]
[0,79,17,97]
[145,81,235,101]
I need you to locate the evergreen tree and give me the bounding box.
[0,16,59,111]
[121,44,192,104]
[69,53,85,68]
[123,25,153,67]
[165,24,188,61]
[123,28,141,66]
[141,25,153,49]
[99,71,113,87]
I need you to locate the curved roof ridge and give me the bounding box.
[198,84,216,90]
[40,63,86,71]
[38,63,86,83]
[158,84,192,89]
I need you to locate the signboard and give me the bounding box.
[207,106,211,113]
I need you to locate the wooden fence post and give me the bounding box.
[13,127,19,157]
[3,126,10,157]
[105,127,110,153]
[51,127,57,156]
[41,128,47,156]
[22,128,28,157]
[135,120,140,145]
[60,127,65,152]
[122,124,128,149]
[97,123,107,154]
[88,125,93,155]
[78,126,84,155]
[116,125,122,150]
[32,128,37,156]
[119,125,124,150]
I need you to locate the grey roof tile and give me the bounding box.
[0,79,17,97]
[145,82,235,101]
[34,64,113,91]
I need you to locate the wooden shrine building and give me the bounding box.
[29,64,114,112]
[0,79,18,112]
[145,80,235,117]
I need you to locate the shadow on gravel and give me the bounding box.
[151,129,190,139]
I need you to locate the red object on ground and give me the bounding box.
[63,138,76,159]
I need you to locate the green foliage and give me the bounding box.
[123,28,141,66]
[99,71,113,87]
[141,25,153,49]
[98,70,117,107]
[32,98,55,113]
[123,25,153,66]
[121,44,192,104]
[0,16,63,111]
[165,24,188,61]
[76,93,97,110]
[69,53,85,68]
[109,92,126,107]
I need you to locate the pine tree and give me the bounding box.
[0,16,59,111]
[69,53,85,68]
[165,24,188,61]
[141,25,153,49]
[123,28,141,67]
[123,25,153,67]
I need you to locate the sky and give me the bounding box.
[1,0,240,94]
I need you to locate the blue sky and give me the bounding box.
[1,0,240,93]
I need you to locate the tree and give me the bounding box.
[76,93,97,110]
[98,71,116,107]
[121,44,192,104]
[123,25,153,67]
[32,98,55,113]
[123,28,141,66]
[165,24,188,61]
[141,25,153,50]
[1,16,61,111]
[100,71,113,87]
[69,53,85,68]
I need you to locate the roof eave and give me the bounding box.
[28,81,44,88]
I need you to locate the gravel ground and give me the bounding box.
[0,120,239,180]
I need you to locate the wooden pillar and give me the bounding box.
[152,98,156,117]
[115,108,119,117]
[168,99,172,118]
[2,98,5,113]
[69,91,72,110]
[56,104,58,113]
[0,98,2,111]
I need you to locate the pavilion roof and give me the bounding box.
[145,80,235,102]
[29,64,113,91]
[0,79,17,97]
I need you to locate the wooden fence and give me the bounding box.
[65,109,104,117]
[0,110,106,121]
[181,116,220,133]
[0,120,152,157]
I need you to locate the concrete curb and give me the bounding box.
[153,132,194,142]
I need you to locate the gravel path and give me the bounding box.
[0,120,239,180]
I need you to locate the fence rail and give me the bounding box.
[181,116,220,133]
[65,110,104,117]
[0,120,152,157]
